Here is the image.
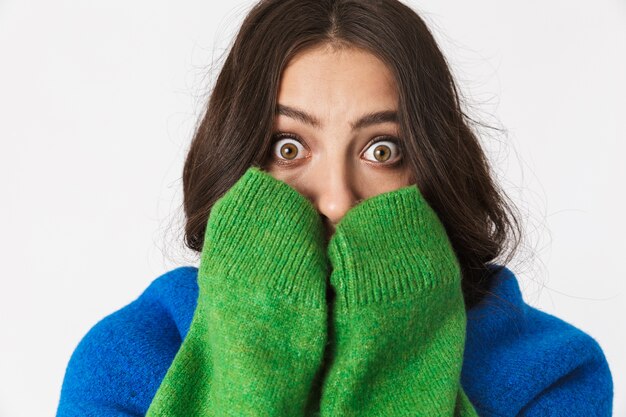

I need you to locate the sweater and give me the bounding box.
[145,166,477,416]
[55,167,614,416]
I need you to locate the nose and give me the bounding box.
[312,167,360,236]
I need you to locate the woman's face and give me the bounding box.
[266,44,413,241]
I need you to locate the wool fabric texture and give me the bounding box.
[319,177,477,416]
[56,167,614,416]
[146,166,330,416]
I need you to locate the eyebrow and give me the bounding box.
[276,104,399,131]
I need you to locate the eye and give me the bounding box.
[268,133,403,167]
[362,137,403,164]
[270,133,308,165]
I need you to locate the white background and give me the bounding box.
[1,1,624,416]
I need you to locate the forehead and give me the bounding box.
[277,45,398,112]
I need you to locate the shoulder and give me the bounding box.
[462,264,614,417]
[141,265,199,337]
[56,266,199,416]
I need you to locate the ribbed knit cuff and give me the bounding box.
[199,166,328,308]
[327,183,462,311]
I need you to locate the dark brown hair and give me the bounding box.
[180,0,525,310]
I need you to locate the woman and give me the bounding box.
[56,0,614,416]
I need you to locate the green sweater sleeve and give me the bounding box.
[146,166,330,417]
[318,183,479,417]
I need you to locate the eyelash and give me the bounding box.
[269,132,404,168]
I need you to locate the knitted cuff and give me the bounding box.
[199,165,328,309]
[327,183,462,311]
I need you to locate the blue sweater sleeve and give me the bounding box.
[462,265,614,416]
[55,266,198,417]
[517,330,612,416]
